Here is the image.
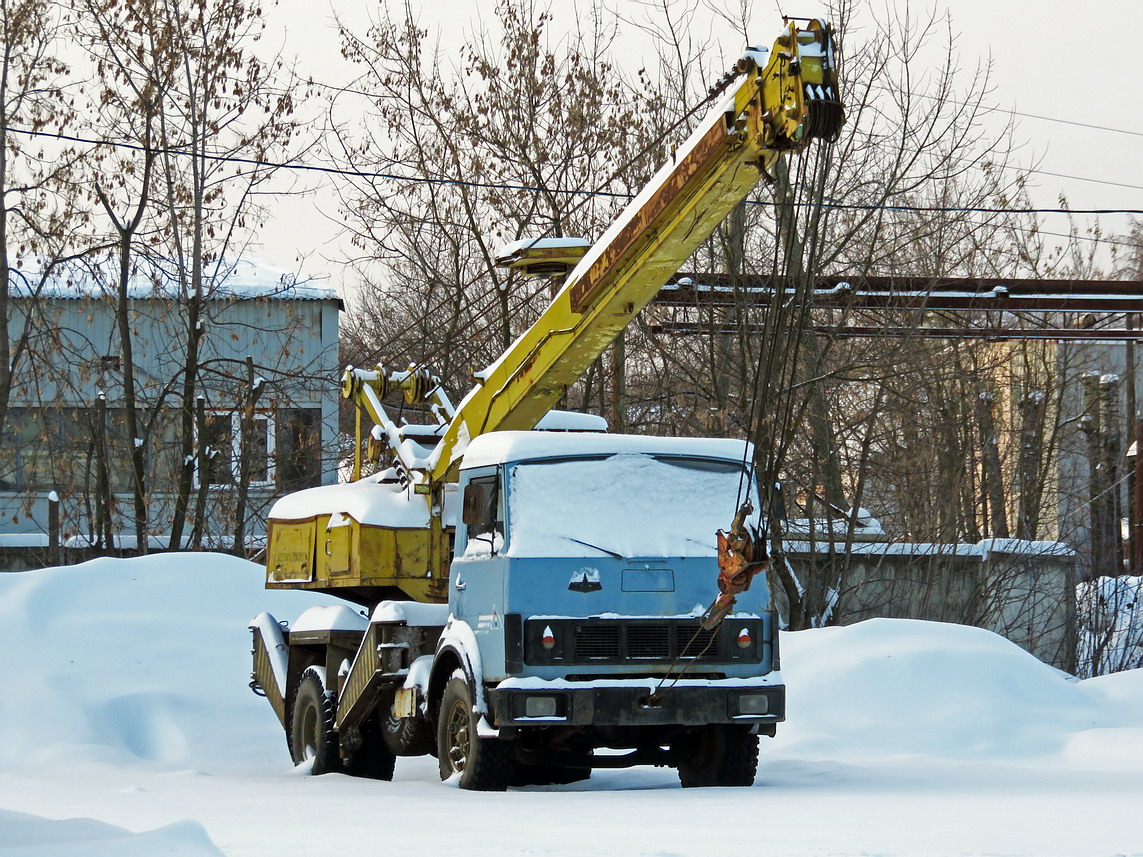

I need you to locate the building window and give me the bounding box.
[0,405,320,493]
[198,411,275,488]
[277,408,322,492]
[0,406,131,493]
[201,413,235,485]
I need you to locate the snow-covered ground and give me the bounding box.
[1,554,1140,857]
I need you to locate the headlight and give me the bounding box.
[525,695,558,717]
[735,693,769,716]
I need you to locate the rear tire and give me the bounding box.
[288,667,341,775]
[381,689,435,757]
[437,673,514,791]
[675,725,758,788]
[344,713,396,780]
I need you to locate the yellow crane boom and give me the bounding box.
[433,18,840,484]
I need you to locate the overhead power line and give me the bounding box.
[8,124,1143,221]
[911,90,1143,139]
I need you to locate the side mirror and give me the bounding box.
[462,482,487,527]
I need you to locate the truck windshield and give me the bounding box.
[505,453,761,559]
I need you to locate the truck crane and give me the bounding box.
[250,18,843,790]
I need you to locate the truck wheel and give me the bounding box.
[675,725,758,788]
[437,673,514,790]
[344,714,396,780]
[288,667,341,775]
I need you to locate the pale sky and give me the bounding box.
[256,0,1143,290]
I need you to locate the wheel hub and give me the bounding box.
[446,702,470,772]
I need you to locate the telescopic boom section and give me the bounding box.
[424,18,842,484]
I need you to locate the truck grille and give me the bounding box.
[625,624,670,659]
[539,619,738,665]
[574,624,621,659]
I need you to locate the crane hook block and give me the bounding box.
[700,503,769,630]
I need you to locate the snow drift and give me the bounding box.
[2,554,1139,774]
[0,810,223,857]
[1,554,1141,857]
[774,618,1136,761]
[0,554,333,772]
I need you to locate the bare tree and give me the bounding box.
[1,0,88,429]
[133,0,302,550]
[333,0,666,398]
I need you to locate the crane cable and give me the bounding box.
[649,107,839,702]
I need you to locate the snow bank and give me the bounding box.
[2,554,1142,794]
[3,554,1143,856]
[3,555,1140,778]
[0,810,223,856]
[773,618,1142,763]
[0,553,331,773]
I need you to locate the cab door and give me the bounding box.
[453,468,508,678]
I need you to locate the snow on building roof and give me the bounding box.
[9,258,340,303]
[460,430,752,470]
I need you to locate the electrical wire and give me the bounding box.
[8,124,1143,219]
[909,90,1143,139]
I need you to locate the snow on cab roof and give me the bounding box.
[10,258,340,303]
[461,430,752,469]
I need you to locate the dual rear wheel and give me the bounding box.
[287,666,395,780]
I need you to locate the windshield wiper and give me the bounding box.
[563,536,623,560]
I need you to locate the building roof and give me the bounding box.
[9,258,340,304]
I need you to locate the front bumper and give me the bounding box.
[488,679,785,728]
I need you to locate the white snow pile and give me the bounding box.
[1,554,1142,856]
[0,810,222,857]
[774,618,1141,765]
[0,554,333,773]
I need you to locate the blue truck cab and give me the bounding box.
[438,430,785,786]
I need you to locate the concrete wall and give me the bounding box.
[784,539,1076,671]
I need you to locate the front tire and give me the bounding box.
[437,673,514,791]
[675,725,758,788]
[288,666,341,775]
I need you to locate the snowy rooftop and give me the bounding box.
[461,430,753,469]
[9,258,340,303]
